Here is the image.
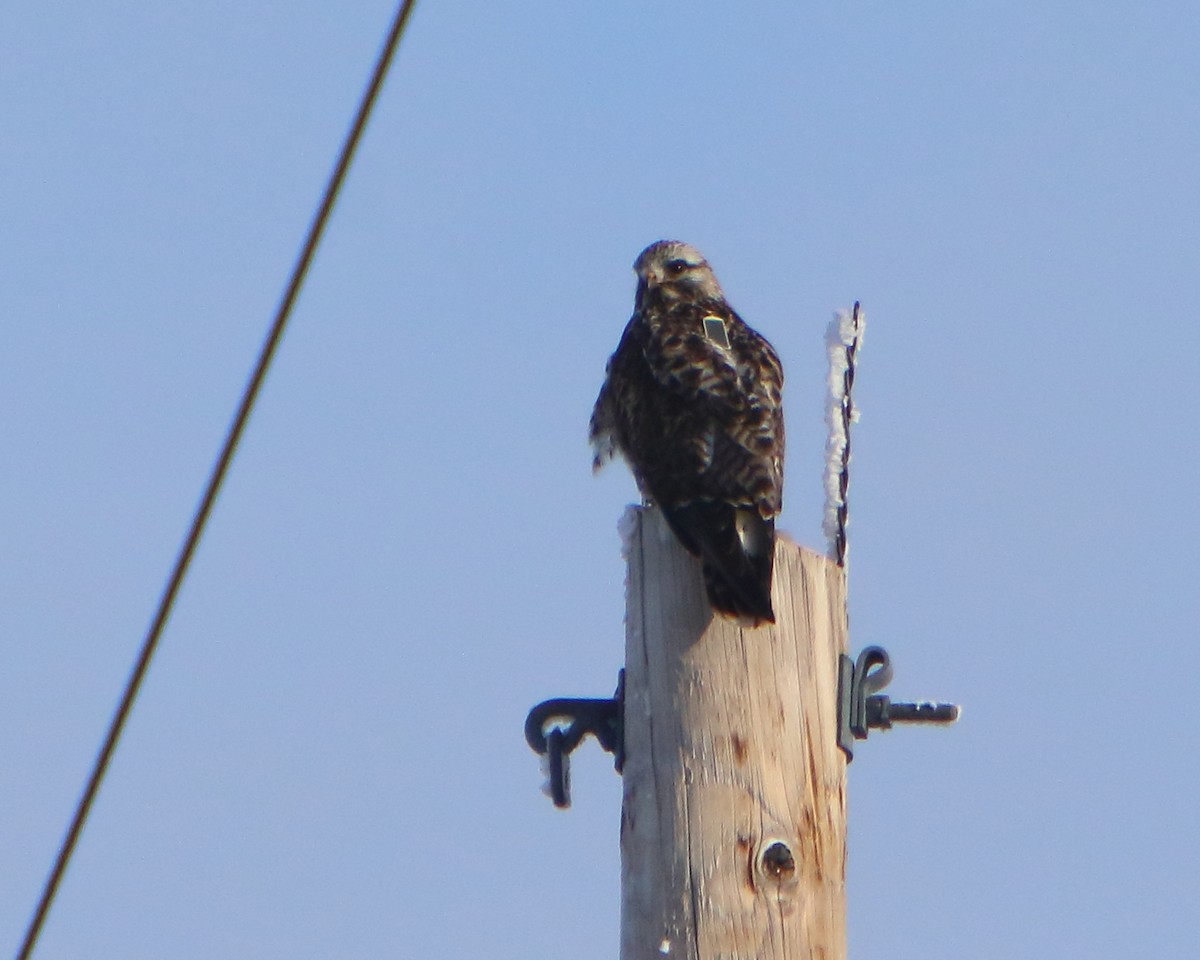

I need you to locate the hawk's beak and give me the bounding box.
[644,268,660,288]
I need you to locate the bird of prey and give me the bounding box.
[590,241,785,625]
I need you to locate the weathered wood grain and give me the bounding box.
[621,507,848,960]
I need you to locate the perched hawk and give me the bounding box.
[591,241,785,625]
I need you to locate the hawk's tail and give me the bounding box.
[662,503,776,626]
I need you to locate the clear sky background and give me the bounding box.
[2,2,1198,957]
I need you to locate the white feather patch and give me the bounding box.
[591,430,617,472]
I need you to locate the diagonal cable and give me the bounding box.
[14,3,419,957]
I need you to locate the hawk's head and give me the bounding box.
[634,240,725,304]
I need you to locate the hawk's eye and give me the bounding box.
[666,259,690,276]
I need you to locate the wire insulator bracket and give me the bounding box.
[524,670,624,809]
[837,646,960,761]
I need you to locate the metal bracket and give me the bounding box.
[837,646,960,761]
[524,670,624,808]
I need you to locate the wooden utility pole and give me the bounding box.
[620,506,848,960]
[525,303,956,957]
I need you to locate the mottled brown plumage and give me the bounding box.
[591,241,785,624]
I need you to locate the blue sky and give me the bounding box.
[2,2,1198,957]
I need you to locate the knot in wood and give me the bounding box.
[760,841,796,881]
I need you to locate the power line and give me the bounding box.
[14,3,419,957]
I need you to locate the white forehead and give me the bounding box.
[633,240,708,274]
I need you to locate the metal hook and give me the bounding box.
[837,646,959,761]
[524,670,624,808]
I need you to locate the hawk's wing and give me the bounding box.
[643,303,784,514]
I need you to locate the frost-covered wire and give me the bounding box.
[823,302,865,569]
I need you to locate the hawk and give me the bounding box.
[591,241,785,625]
